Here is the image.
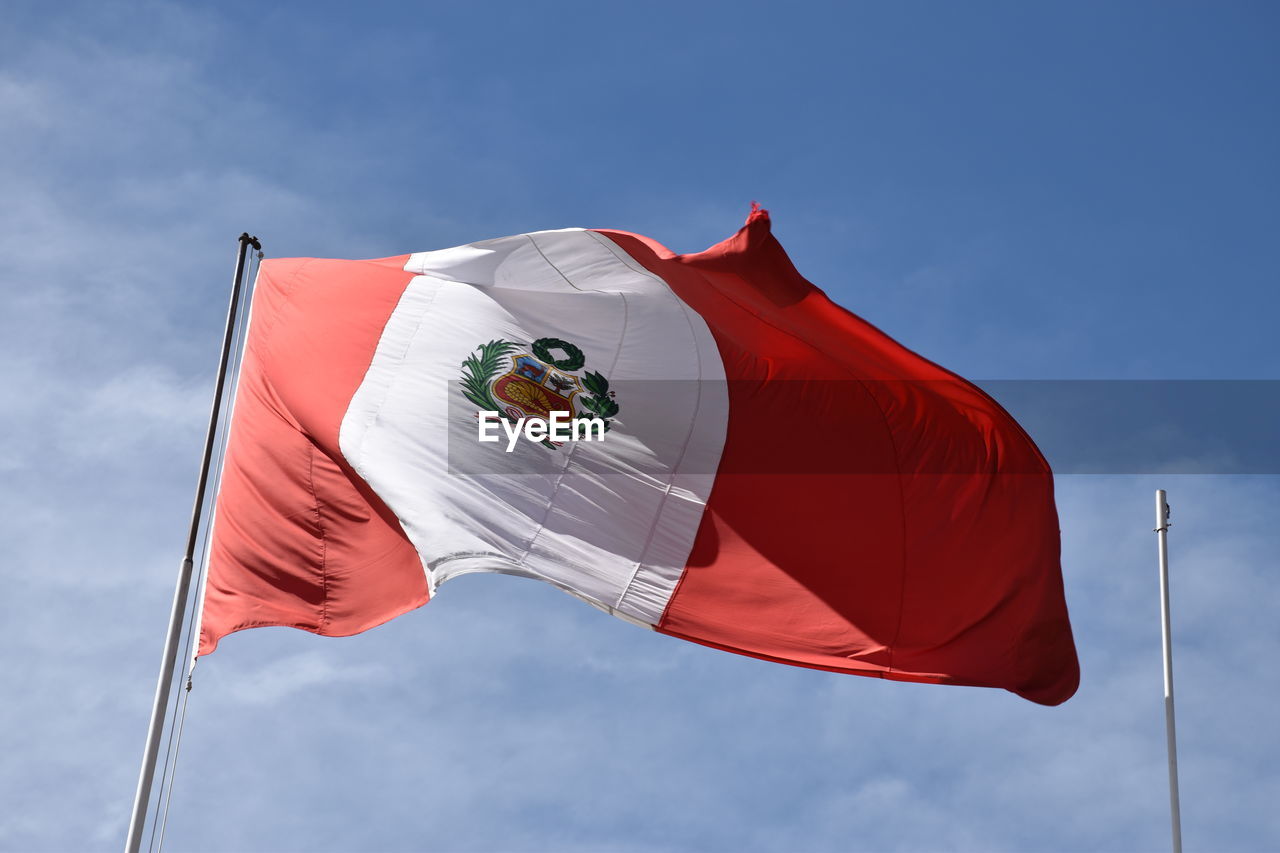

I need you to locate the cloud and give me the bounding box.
[214,652,393,707]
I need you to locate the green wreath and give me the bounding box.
[532,337,585,371]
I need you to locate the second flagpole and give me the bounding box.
[124,232,261,853]
[1154,489,1183,853]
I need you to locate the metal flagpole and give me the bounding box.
[1154,489,1183,853]
[125,232,261,853]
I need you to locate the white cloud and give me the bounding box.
[216,652,392,707]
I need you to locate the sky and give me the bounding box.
[1,1,1278,850]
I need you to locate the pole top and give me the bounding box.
[238,232,262,251]
[1155,489,1171,532]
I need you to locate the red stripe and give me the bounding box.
[597,211,1079,705]
[198,257,427,655]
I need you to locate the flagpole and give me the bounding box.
[125,232,260,853]
[1154,489,1183,853]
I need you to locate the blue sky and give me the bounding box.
[1,1,1278,850]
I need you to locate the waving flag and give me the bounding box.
[195,207,1079,706]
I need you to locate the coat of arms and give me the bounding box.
[460,337,619,447]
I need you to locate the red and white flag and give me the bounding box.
[196,207,1079,705]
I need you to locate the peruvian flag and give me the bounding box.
[195,207,1079,706]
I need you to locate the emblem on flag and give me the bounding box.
[460,337,619,446]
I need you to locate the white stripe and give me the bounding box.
[339,229,727,625]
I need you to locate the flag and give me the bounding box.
[195,207,1079,706]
